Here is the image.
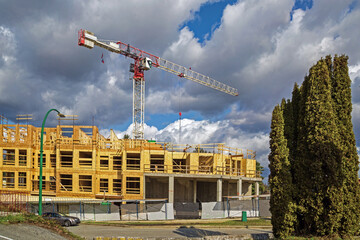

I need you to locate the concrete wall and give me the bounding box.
[145,177,168,199]
[222,181,237,197]
[174,179,194,202]
[197,181,217,202]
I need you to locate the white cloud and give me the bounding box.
[1,0,360,180]
[108,118,270,168]
[349,64,360,82]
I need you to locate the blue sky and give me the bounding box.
[185,0,314,42]
[1,0,359,180]
[182,0,238,43]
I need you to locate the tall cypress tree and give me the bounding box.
[269,105,295,238]
[292,75,311,235]
[282,98,294,154]
[270,55,359,237]
[306,59,343,235]
[331,55,360,235]
[292,59,343,235]
[290,83,300,178]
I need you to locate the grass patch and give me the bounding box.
[0,213,84,240]
[202,219,272,226]
[83,218,272,227]
[0,213,42,224]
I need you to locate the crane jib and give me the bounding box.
[78,29,238,96]
[78,29,238,139]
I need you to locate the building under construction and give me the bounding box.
[0,122,261,204]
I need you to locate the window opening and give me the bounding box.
[60,151,73,168]
[60,174,73,191]
[100,155,109,170]
[2,172,15,188]
[19,150,27,166]
[79,175,92,192]
[126,153,140,170]
[79,151,92,169]
[3,149,15,165]
[113,156,122,170]
[18,172,26,188]
[126,177,140,194]
[100,178,109,192]
[113,179,122,194]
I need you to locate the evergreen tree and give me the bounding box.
[292,75,310,235]
[308,59,342,234]
[294,59,343,235]
[269,105,295,238]
[331,55,360,235]
[291,82,301,157]
[270,55,359,237]
[281,98,294,154]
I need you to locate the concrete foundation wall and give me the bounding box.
[174,179,194,202]
[145,177,168,199]
[222,181,237,197]
[197,181,217,202]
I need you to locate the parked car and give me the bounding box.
[42,212,80,227]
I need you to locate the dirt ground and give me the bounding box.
[0,223,68,240]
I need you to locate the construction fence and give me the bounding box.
[0,190,29,216]
[0,191,270,220]
[25,198,270,221]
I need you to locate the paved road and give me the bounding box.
[68,224,272,239]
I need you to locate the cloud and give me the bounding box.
[1,0,360,181]
[109,118,270,170]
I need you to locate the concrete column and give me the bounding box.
[168,176,174,203]
[193,180,197,203]
[217,178,222,202]
[237,178,242,197]
[255,182,259,196]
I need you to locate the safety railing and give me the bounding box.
[144,164,260,177]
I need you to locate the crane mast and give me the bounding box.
[78,29,238,139]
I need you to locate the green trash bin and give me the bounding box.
[242,211,247,222]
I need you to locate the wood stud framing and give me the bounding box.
[0,123,259,200]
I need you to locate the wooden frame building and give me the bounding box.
[0,123,262,202]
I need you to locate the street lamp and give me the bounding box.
[39,109,65,216]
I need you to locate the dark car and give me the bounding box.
[42,212,80,227]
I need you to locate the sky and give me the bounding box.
[1,0,360,182]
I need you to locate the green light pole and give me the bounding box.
[39,109,65,216]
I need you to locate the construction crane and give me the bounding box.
[78,29,238,139]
